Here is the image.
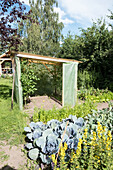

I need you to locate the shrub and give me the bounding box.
[78,70,94,89]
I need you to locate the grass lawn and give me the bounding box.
[0,77,28,145]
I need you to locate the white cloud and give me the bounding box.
[59,0,113,25]
[20,1,74,25]
[54,7,74,25]
[20,0,30,6]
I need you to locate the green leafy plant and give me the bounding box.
[24,115,85,168]
[51,103,113,169]
[51,124,113,169]
[78,70,94,89]
[84,102,113,135]
[21,60,39,101]
[25,104,113,169]
[33,101,96,123]
[78,87,113,102]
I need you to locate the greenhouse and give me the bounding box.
[0,51,82,110]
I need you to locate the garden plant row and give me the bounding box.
[24,102,113,169]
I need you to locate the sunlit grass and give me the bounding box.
[0,77,28,145]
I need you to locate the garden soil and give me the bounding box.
[0,96,113,170]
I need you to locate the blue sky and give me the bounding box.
[21,0,113,37]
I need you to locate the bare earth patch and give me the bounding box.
[0,141,27,170]
[96,100,113,110]
[24,95,62,114]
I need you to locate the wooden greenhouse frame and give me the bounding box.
[0,51,12,75]
[0,51,82,110]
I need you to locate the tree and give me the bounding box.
[0,0,32,52]
[58,32,84,61]
[19,0,64,56]
[58,19,113,90]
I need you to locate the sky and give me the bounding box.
[21,0,113,37]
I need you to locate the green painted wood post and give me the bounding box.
[14,56,23,110]
[0,62,2,75]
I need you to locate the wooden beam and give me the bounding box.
[28,59,61,65]
[17,53,82,63]
[0,51,10,58]
[43,63,52,74]
[0,58,11,61]
[0,61,4,64]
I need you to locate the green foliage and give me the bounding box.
[52,124,113,170]
[78,70,94,89]
[59,19,113,91]
[21,60,38,99]
[78,87,113,102]
[24,115,85,166]
[33,64,62,97]
[58,33,75,59]
[50,104,113,169]
[33,101,96,123]
[58,32,83,61]
[25,104,113,169]
[19,0,64,56]
[21,59,62,101]
[0,78,28,145]
[85,103,113,134]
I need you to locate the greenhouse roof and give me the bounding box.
[0,51,82,64]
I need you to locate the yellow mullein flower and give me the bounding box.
[51,154,55,161]
[64,142,68,150]
[76,138,82,156]
[98,160,100,163]
[93,131,96,140]
[51,154,57,165]
[106,143,110,151]
[107,148,110,151]
[70,151,76,163]
[60,148,65,157]
[91,131,97,147]
[73,152,76,159]
[95,155,100,159]
[103,126,106,132]
[108,131,112,140]
[79,138,83,144]
[59,143,67,165]
[97,122,103,132]
[108,152,111,156]
[76,166,79,168]
[83,129,88,143]
[97,122,100,126]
